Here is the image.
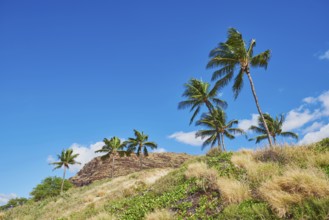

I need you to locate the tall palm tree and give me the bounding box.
[95,137,130,178]
[207,28,273,146]
[196,107,245,151]
[178,78,227,124]
[125,129,157,170]
[249,113,298,144]
[51,149,80,194]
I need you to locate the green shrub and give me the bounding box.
[0,197,28,211]
[30,176,73,201]
[290,198,329,219]
[219,200,275,220]
[314,138,329,152]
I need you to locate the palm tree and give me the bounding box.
[178,78,227,151]
[249,113,298,144]
[207,28,273,146]
[51,149,80,194]
[178,78,227,124]
[125,129,157,170]
[95,137,130,178]
[196,107,245,151]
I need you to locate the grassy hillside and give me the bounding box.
[1,139,329,220]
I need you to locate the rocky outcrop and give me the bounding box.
[70,152,193,186]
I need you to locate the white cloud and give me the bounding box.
[302,121,325,134]
[282,109,320,131]
[48,141,106,173]
[299,123,329,144]
[168,131,204,146]
[238,114,259,131]
[0,193,17,206]
[319,50,329,60]
[152,148,167,153]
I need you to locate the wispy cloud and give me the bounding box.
[319,50,329,60]
[168,131,204,147]
[0,193,17,206]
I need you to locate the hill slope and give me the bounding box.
[2,139,329,220]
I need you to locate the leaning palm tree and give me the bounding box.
[249,113,298,144]
[178,78,227,124]
[125,129,157,170]
[196,107,245,151]
[95,137,130,178]
[51,149,80,194]
[207,28,273,146]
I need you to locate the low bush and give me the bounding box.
[30,176,73,201]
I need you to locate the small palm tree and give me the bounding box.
[249,114,298,144]
[178,78,227,124]
[207,28,273,146]
[196,107,245,151]
[51,149,80,194]
[125,130,157,170]
[95,137,130,178]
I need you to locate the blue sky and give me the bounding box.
[0,0,329,203]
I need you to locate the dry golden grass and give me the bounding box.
[3,168,172,220]
[231,152,280,184]
[185,162,219,191]
[145,209,175,220]
[0,212,5,220]
[259,167,329,217]
[216,177,251,204]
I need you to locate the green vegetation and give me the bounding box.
[249,113,298,144]
[125,129,158,170]
[30,176,73,201]
[50,149,80,193]
[0,197,28,211]
[95,136,130,178]
[2,141,329,219]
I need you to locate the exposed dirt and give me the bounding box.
[70,152,193,186]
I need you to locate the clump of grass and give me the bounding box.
[185,162,219,191]
[0,212,5,220]
[145,209,175,220]
[259,167,329,217]
[253,147,287,164]
[216,177,251,204]
[231,152,280,184]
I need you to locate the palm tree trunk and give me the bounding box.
[111,155,114,178]
[139,153,143,170]
[221,133,226,151]
[61,166,66,194]
[273,136,277,145]
[246,70,273,147]
[206,101,222,152]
